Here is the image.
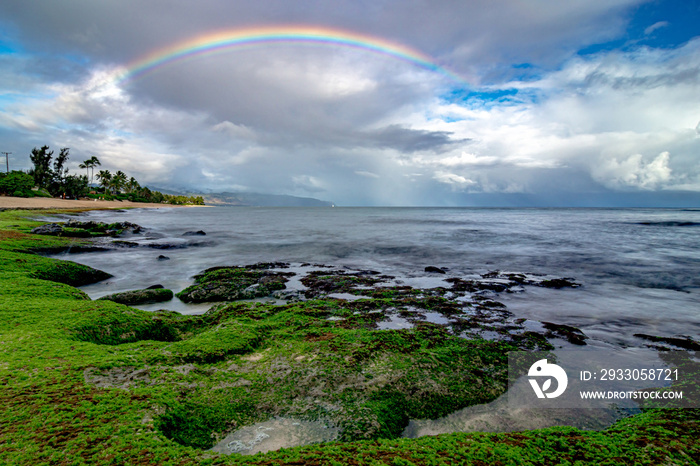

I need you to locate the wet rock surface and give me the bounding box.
[541,321,588,345]
[83,366,152,389]
[424,266,447,274]
[301,270,390,298]
[98,287,174,305]
[634,333,700,350]
[182,230,206,236]
[31,220,144,238]
[176,263,294,303]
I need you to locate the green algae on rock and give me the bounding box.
[98,287,174,305]
[176,263,294,303]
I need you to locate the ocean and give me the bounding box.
[44,206,700,348]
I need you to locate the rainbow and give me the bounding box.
[115,25,465,85]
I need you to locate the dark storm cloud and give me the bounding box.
[358,125,464,153]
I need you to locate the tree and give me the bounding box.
[48,147,70,196]
[0,171,34,197]
[126,176,140,193]
[96,170,112,193]
[28,146,54,188]
[113,170,127,194]
[79,156,101,186]
[63,175,89,199]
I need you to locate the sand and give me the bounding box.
[0,196,199,210]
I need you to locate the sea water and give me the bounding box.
[46,206,700,347]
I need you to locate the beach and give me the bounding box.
[0,195,199,209]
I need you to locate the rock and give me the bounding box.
[66,219,143,235]
[146,284,165,289]
[31,220,144,237]
[425,266,446,274]
[98,288,174,305]
[633,334,700,351]
[176,264,294,303]
[146,242,188,250]
[542,322,588,345]
[182,230,206,236]
[84,366,151,389]
[538,278,580,288]
[445,277,511,293]
[111,240,139,248]
[157,255,171,261]
[31,261,112,287]
[300,270,388,298]
[61,227,92,238]
[31,223,64,235]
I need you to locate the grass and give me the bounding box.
[0,208,697,465]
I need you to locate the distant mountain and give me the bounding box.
[203,192,334,207]
[145,186,334,206]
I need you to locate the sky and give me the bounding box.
[0,0,699,206]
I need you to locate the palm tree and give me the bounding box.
[78,160,89,180]
[96,170,112,193]
[126,176,140,194]
[87,156,100,185]
[79,156,101,186]
[113,171,128,194]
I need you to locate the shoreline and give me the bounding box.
[0,195,204,210]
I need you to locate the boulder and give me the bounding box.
[98,288,174,305]
[31,220,144,237]
[538,278,580,288]
[31,223,64,235]
[425,266,447,274]
[177,265,293,303]
[182,230,206,236]
[634,334,700,351]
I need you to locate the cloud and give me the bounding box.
[644,21,669,35]
[432,171,476,190]
[292,175,326,193]
[358,125,463,153]
[211,121,256,141]
[1,1,699,206]
[592,151,672,190]
[437,152,499,167]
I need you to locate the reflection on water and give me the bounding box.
[402,379,627,438]
[211,417,339,455]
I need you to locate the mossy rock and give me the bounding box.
[60,227,92,238]
[98,287,174,305]
[27,256,112,286]
[176,265,292,303]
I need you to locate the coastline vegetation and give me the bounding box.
[0,208,698,465]
[1,145,204,205]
